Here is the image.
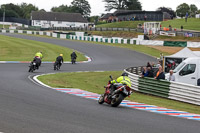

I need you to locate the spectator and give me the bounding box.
[185,12,188,22]
[141,67,148,78]
[147,67,154,78]
[168,70,175,81]
[151,62,156,67]
[144,15,147,21]
[155,66,165,80]
[181,25,183,31]
[147,62,152,67]
[156,60,162,67]
[160,53,163,60]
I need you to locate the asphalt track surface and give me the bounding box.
[0,33,199,133]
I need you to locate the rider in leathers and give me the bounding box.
[110,72,131,97]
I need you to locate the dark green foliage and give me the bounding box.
[103,0,142,11]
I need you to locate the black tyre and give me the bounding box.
[111,93,125,107]
[98,94,104,104]
[29,65,34,72]
[28,67,32,72]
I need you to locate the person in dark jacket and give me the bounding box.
[55,54,64,68]
[155,66,165,80]
[147,67,154,78]
[71,51,77,64]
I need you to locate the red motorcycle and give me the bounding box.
[98,76,132,107]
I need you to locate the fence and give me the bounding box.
[0,17,31,25]
[125,67,200,106]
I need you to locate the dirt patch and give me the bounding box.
[147,46,200,55]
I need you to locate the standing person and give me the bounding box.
[155,66,165,80]
[185,12,188,22]
[168,70,175,81]
[71,51,77,64]
[181,25,183,31]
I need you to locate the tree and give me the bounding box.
[51,5,72,13]
[103,0,142,11]
[0,8,19,18]
[157,7,176,18]
[190,4,198,17]
[1,3,22,18]
[71,0,91,18]
[20,3,38,19]
[176,3,190,17]
[126,0,142,10]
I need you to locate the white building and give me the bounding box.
[31,11,88,28]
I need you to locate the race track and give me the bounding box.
[0,33,199,133]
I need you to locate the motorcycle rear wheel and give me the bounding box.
[111,93,124,107]
[98,94,104,104]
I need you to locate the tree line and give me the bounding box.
[0,0,199,20]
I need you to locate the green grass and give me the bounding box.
[87,31,143,38]
[96,18,200,31]
[38,71,200,114]
[0,35,87,61]
[0,24,10,29]
[161,18,200,31]
[96,21,145,28]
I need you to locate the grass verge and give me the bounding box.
[38,71,200,114]
[0,34,87,61]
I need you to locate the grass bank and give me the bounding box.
[0,24,10,29]
[161,18,200,31]
[87,31,143,38]
[96,21,145,28]
[0,35,87,61]
[38,71,200,114]
[96,18,200,31]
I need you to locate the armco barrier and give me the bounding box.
[138,77,170,98]
[125,67,200,106]
[169,82,200,105]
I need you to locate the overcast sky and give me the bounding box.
[0,0,199,16]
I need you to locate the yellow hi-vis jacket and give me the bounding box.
[35,52,43,58]
[111,76,131,87]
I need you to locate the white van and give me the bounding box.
[165,57,200,86]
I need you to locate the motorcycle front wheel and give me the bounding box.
[98,94,104,104]
[111,93,125,107]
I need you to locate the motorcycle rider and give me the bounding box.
[110,72,131,97]
[35,51,43,66]
[71,51,77,64]
[32,56,41,70]
[55,54,64,69]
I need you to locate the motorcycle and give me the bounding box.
[54,61,61,70]
[98,76,132,107]
[28,61,37,72]
[71,57,76,64]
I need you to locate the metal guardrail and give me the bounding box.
[169,82,200,105]
[125,67,200,106]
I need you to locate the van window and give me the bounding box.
[174,62,185,73]
[179,64,196,76]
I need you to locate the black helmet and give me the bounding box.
[121,72,128,76]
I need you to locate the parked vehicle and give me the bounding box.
[165,57,200,86]
[98,76,132,107]
[28,61,37,72]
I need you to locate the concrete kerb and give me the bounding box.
[32,72,200,122]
